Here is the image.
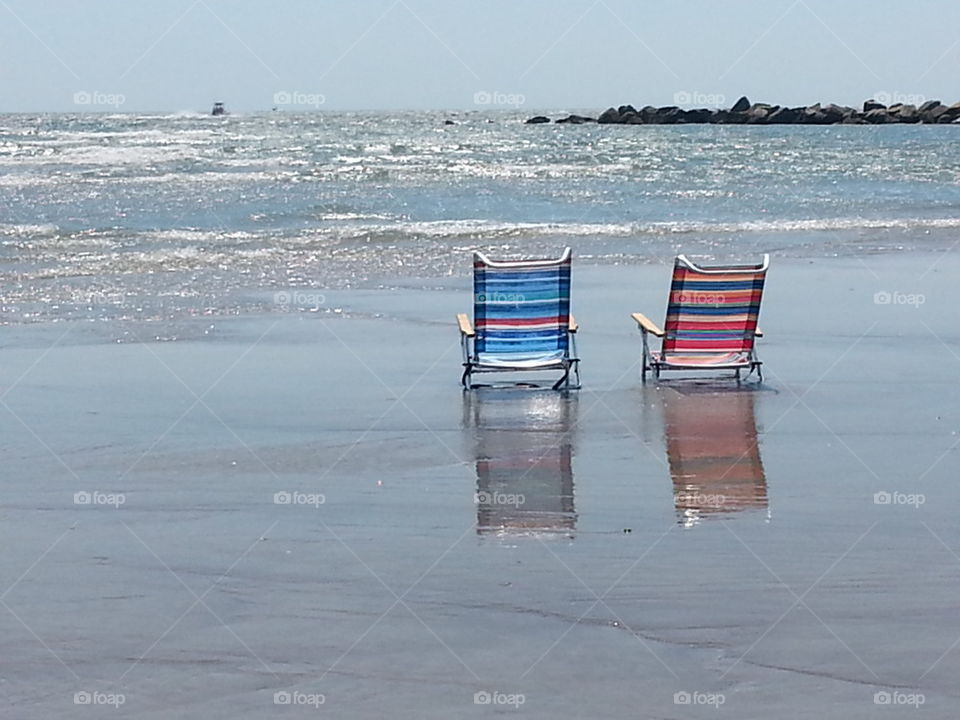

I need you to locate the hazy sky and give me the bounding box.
[2,0,959,112]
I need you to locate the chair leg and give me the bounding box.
[461,366,472,389]
[552,366,571,391]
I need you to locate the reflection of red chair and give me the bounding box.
[465,391,576,537]
[661,386,767,525]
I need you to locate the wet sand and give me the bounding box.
[2,253,960,718]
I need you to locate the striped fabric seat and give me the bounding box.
[459,248,580,389]
[651,351,752,368]
[633,255,769,380]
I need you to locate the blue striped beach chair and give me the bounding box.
[457,248,580,390]
[631,255,769,381]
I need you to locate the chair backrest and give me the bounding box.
[473,248,572,356]
[662,254,769,354]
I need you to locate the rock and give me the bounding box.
[767,107,802,124]
[524,116,551,124]
[444,119,456,125]
[624,113,645,124]
[598,107,622,124]
[722,110,750,124]
[555,114,595,124]
[919,100,942,113]
[617,104,638,117]
[746,104,774,123]
[801,104,831,125]
[682,108,715,124]
[731,96,751,113]
[939,103,960,123]
[640,106,659,123]
[863,99,886,112]
[655,106,682,124]
[925,105,949,123]
[823,104,851,123]
[864,108,892,124]
[842,115,866,124]
[897,105,920,123]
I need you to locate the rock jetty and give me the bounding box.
[525,97,960,125]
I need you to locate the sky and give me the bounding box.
[1,0,959,113]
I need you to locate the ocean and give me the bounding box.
[2,111,960,324]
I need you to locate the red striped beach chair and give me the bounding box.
[632,255,769,381]
[458,248,580,389]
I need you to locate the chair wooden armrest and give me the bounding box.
[754,328,764,338]
[631,313,664,337]
[568,315,578,333]
[457,313,475,337]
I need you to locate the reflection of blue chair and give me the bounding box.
[465,391,577,537]
[457,248,580,389]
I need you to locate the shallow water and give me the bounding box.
[3,258,960,717]
[3,112,960,323]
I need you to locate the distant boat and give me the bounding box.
[211,102,226,116]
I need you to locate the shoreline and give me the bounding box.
[1,248,955,335]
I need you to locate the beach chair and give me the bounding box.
[631,255,769,381]
[458,248,580,390]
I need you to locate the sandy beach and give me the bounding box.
[2,251,958,717]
